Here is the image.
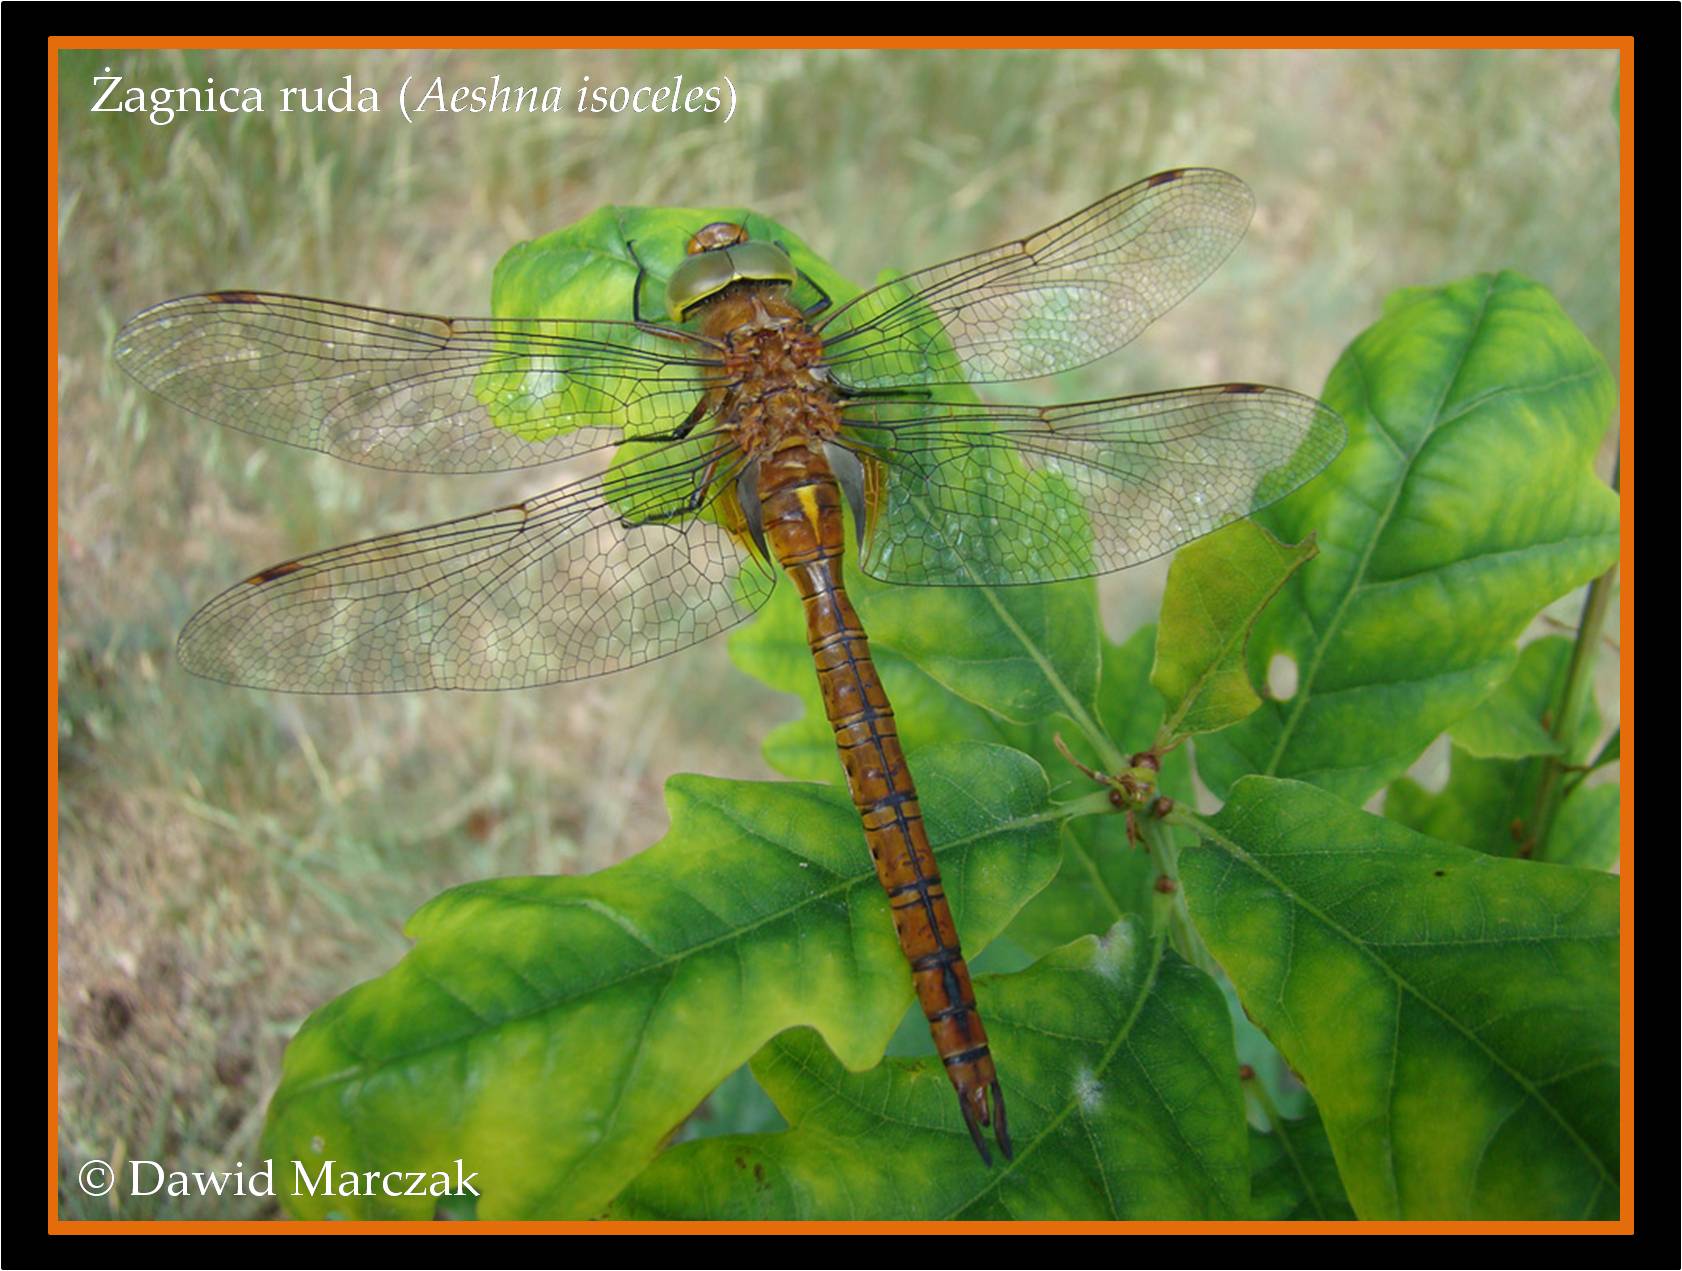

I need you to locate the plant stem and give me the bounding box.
[1529,457,1620,859]
[1051,787,1125,822]
[1140,814,1216,975]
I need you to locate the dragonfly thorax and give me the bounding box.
[714,315,843,456]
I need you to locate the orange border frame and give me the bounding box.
[48,34,1635,1237]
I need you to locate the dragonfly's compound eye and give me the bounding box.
[666,239,798,321]
[687,221,750,254]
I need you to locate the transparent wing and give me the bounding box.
[177,443,774,692]
[841,386,1345,585]
[817,169,1254,390]
[115,292,723,474]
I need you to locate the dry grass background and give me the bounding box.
[56,47,1620,1218]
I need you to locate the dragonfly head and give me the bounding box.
[665,222,798,321]
[686,221,750,253]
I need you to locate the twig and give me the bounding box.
[1529,456,1619,859]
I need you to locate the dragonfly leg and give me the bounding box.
[617,395,712,444]
[664,398,708,441]
[623,241,719,349]
[619,496,701,529]
[625,238,653,324]
[618,450,726,528]
[778,244,832,319]
[835,384,934,402]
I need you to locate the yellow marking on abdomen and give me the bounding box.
[796,485,823,533]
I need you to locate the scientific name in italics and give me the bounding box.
[90,69,737,127]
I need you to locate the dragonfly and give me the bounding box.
[115,169,1344,1166]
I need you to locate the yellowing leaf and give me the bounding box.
[1152,520,1317,747]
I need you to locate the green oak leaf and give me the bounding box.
[1196,272,1618,804]
[1182,777,1618,1219]
[261,742,1058,1220]
[1152,520,1318,748]
[1246,1105,1357,1220]
[608,920,1250,1220]
[1386,637,1613,864]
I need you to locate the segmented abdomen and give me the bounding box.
[754,441,1010,1163]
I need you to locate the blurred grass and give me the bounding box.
[56,47,1620,1218]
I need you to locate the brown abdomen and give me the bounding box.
[755,442,1010,1164]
